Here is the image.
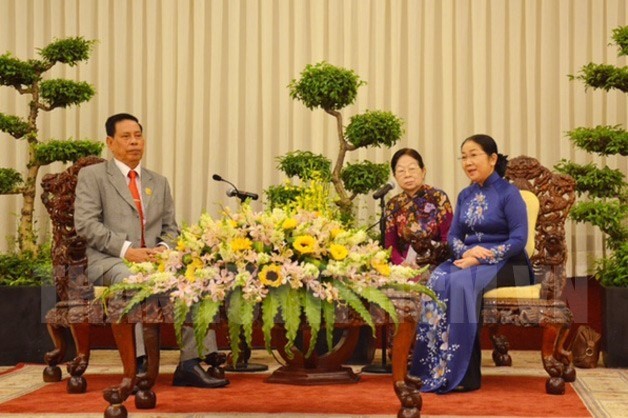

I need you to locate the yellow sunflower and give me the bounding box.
[185,257,205,282]
[293,235,316,254]
[282,218,298,230]
[259,264,283,287]
[371,260,391,277]
[329,243,348,261]
[230,237,253,252]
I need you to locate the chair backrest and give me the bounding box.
[519,190,540,257]
[41,156,105,301]
[504,156,576,300]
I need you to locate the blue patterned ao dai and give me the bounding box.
[410,172,534,393]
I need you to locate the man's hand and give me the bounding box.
[462,246,494,262]
[453,256,480,269]
[150,245,167,262]
[124,247,162,263]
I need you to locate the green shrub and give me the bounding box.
[0,243,53,286]
[558,25,628,287]
[288,61,365,111]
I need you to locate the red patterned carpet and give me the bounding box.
[0,367,590,417]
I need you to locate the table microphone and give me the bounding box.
[212,174,259,201]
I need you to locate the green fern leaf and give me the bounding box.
[227,288,244,365]
[335,281,374,334]
[385,282,444,309]
[261,290,280,352]
[98,283,147,316]
[354,286,398,333]
[241,299,255,349]
[277,286,302,359]
[321,299,336,351]
[173,299,190,348]
[192,298,221,357]
[119,286,155,319]
[302,290,322,358]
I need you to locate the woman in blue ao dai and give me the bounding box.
[410,134,534,393]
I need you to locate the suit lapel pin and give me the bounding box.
[145,187,152,196]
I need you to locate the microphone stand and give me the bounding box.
[361,195,392,374]
[223,190,268,373]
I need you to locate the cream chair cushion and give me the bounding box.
[484,282,542,299]
[519,190,539,256]
[484,189,540,300]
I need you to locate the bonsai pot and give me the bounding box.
[602,286,628,368]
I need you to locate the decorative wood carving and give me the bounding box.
[504,156,576,300]
[40,156,105,388]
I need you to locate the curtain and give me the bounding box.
[1,0,626,277]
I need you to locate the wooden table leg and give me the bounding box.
[386,290,423,418]
[392,320,422,418]
[103,322,135,418]
[67,322,90,393]
[43,323,67,382]
[135,324,160,409]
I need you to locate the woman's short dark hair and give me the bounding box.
[390,148,425,173]
[462,134,509,177]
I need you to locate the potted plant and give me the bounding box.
[0,37,103,364]
[267,62,403,224]
[0,243,64,365]
[555,25,628,367]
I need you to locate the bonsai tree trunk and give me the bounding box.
[326,109,356,217]
[19,149,40,254]
[17,93,42,255]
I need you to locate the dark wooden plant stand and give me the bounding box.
[267,325,362,385]
[265,296,421,389]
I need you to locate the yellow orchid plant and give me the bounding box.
[102,204,434,364]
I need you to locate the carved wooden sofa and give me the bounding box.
[481,155,577,394]
[40,157,425,418]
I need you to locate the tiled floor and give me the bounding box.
[1,349,626,417]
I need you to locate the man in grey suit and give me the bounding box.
[74,113,228,388]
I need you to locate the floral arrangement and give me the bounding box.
[102,204,435,364]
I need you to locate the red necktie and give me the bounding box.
[128,170,145,247]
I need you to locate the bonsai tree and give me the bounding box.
[555,26,628,287]
[0,37,103,255]
[269,62,403,222]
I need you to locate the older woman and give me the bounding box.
[384,148,453,270]
[410,134,534,393]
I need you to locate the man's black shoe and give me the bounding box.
[172,361,230,388]
[204,351,227,368]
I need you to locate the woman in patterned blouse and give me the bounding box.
[409,134,534,393]
[384,148,453,271]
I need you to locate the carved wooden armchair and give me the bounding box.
[481,155,577,394]
[40,156,109,392]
